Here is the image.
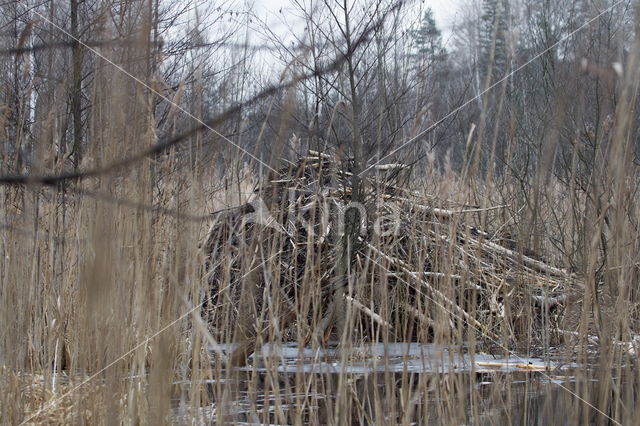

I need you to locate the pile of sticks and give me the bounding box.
[201,150,580,364]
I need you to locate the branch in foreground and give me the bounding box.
[0,1,403,187]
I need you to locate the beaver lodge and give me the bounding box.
[201,150,580,366]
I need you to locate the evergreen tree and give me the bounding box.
[479,0,511,85]
[409,8,446,77]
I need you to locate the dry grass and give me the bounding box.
[3,149,639,424]
[2,1,640,425]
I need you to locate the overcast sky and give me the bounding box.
[253,0,462,43]
[236,0,463,75]
[255,0,461,24]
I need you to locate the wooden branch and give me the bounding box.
[308,150,332,159]
[344,295,392,329]
[472,238,570,278]
[372,163,408,170]
[403,199,508,219]
[366,243,500,341]
[476,361,549,371]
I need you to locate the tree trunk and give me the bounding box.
[70,0,83,169]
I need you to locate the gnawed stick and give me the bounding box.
[469,237,572,279]
[344,295,393,329]
[366,243,501,341]
[385,271,465,281]
[371,163,408,170]
[404,199,508,219]
[476,361,549,371]
[308,149,332,159]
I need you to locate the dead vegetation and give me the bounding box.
[1,0,640,424]
[202,150,582,366]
